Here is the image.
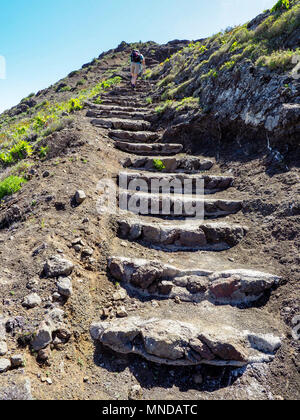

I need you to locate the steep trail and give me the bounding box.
[87,77,284,369]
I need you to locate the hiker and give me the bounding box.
[130,49,146,89]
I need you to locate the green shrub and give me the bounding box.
[158,74,175,88]
[175,97,200,111]
[59,85,72,92]
[39,146,49,159]
[0,140,33,165]
[155,100,174,114]
[0,176,27,200]
[256,48,300,70]
[271,0,290,13]
[10,140,33,161]
[153,159,166,171]
[68,98,83,112]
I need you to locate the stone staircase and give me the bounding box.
[88,80,283,369]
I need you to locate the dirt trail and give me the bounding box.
[0,73,299,400]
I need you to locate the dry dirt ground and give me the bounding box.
[0,85,299,400]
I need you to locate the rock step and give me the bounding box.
[122,156,214,173]
[103,92,146,100]
[86,109,155,122]
[108,256,280,305]
[90,118,152,132]
[118,171,234,194]
[91,314,281,367]
[118,219,248,251]
[109,130,161,143]
[106,87,146,95]
[85,102,151,113]
[99,99,149,108]
[119,191,242,218]
[115,142,183,156]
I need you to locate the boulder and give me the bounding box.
[0,359,11,373]
[10,355,25,368]
[44,255,74,278]
[57,277,73,297]
[22,293,42,309]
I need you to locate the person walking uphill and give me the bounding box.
[130,49,146,89]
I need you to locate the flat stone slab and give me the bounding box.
[90,97,149,111]
[115,142,183,156]
[122,156,214,173]
[98,99,149,108]
[90,315,282,367]
[118,219,248,251]
[91,118,152,132]
[108,256,280,305]
[87,109,155,122]
[119,191,242,218]
[118,171,234,194]
[110,130,160,143]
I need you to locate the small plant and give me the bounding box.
[39,145,49,159]
[0,176,27,200]
[153,159,166,171]
[146,97,153,105]
[76,79,86,87]
[94,97,103,105]
[68,98,83,112]
[155,100,174,114]
[59,85,72,92]
[230,41,239,52]
[0,140,33,165]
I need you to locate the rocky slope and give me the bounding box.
[0,1,299,401]
[149,0,300,162]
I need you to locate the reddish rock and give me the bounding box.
[209,277,241,299]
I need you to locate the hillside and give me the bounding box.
[0,0,299,401]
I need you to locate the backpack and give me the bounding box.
[131,50,142,63]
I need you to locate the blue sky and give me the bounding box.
[0,0,275,113]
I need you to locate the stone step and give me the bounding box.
[103,92,146,100]
[85,102,151,113]
[91,313,281,367]
[86,109,155,122]
[115,142,184,155]
[108,256,280,305]
[100,99,149,108]
[122,156,214,173]
[118,219,248,251]
[109,130,161,143]
[118,171,234,194]
[119,191,243,218]
[107,87,146,95]
[90,118,152,132]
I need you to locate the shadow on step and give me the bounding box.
[92,342,245,393]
